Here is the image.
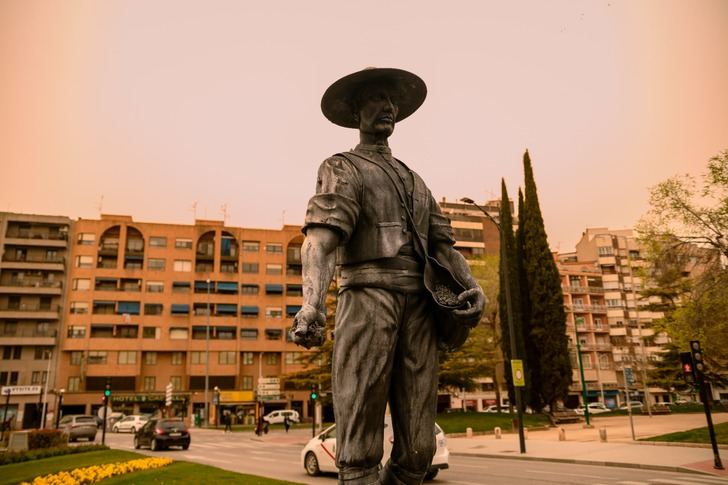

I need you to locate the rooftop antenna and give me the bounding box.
[97,195,104,215]
[220,203,229,225]
[191,201,198,221]
[281,210,286,226]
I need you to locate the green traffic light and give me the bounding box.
[310,392,318,400]
[104,389,111,397]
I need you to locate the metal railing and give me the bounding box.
[0,328,58,338]
[1,279,62,288]
[0,304,61,312]
[5,231,67,241]
[1,255,65,264]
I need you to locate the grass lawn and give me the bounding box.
[0,449,304,485]
[435,411,550,434]
[641,421,728,445]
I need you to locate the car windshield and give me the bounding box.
[76,417,96,423]
[159,419,186,430]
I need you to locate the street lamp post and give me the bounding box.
[55,389,65,428]
[574,328,591,426]
[40,349,53,428]
[204,278,211,427]
[461,197,526,453]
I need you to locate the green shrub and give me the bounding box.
[28,429,67,450]
[0,444,108,466]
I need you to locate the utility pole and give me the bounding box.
[204,278,211,427]
[40,349,52,428]
[574,329,591,426]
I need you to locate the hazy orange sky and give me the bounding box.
[1,0,726,251]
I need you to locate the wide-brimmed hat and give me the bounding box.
[321,67,427,128]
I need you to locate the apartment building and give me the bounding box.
[438,198,502,258]
[0,213,72,429]
[57,214,310,423]
[563,228,670,405]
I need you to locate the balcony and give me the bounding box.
[0,327,57,345]
[0,279,63,295]
[4,233,68,248]
[0,303,61,319]
[1,254,65,271]
[98,244,120,256]
[609,325,628,336]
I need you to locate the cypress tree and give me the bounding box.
[498,180,526,409]
[520,150,572,410]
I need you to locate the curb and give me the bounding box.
[449,451,718,477]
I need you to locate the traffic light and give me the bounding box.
[103,382,111,402]
[680,352,696,384]
[689,340,705,382]
[310,384,318,401]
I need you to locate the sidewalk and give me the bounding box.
[447,413,728,477]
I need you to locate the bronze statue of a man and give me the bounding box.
[292,67,485,485]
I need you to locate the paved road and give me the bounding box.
[102,428,728,484]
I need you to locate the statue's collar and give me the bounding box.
[355,143,391,156]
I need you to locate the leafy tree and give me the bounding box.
[498,180,527,409]
[519,151,572,410]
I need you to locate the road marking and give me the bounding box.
[525,469,607,479]
[650,479,728,484]
[616,482,649,485]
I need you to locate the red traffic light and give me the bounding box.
[683,363,692,373]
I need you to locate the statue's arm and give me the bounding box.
[290,227,340,348]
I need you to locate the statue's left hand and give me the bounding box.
[290,304,326,349]
[453,287,486,328]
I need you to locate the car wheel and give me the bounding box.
[182,443,189,450]
[151,438,159,451]
[424,469,439,480]
[112,426,119,433]
[134,436,140,449]
[305,452,320,476]
[131,427,136,434]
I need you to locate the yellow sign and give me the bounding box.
[511,360,525,387]
[220,391,255,403]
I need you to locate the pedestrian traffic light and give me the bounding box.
[680,352,695,384]
[689,340,705,382]
[310,384,318,401]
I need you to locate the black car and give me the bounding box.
[134,418,190,451]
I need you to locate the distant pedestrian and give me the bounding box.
[283,416,290,433]
[224,412,232,433]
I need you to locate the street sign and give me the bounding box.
[511,360,525,387]
[624,367,634,387]
[258,378,280,385]
[257,389,280,396]
[1,386,42,396]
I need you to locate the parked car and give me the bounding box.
[134,418,190,451]
[301,416,449,481]
[57,415,97,442]
[263,409,300,424]
[112,414,149,433]
[484,405,510,413]
[618,401,643,411]
[575,403,611,415]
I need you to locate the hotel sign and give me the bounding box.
[1,386,42,396]
[111,393,188,403]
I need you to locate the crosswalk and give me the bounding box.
[608,477,728,485]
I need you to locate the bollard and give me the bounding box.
[558,427,566,441]
[494,427,502,439]
[466,427,473,438]
[524,428,528,440]
[599,427,607,442]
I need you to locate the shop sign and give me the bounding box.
[1,386,42,396]
[111,394,188,403]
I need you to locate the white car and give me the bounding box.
[263,409,300,424]
[574,403,611,415]
[484,405,510,413]
[301,416,449,481]
[112,414,149,433]
[618,401,643,411]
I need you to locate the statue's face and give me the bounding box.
[355,83,400,138]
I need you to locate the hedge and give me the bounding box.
[0,444,109,466]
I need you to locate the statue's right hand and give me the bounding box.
[290,304,326,349]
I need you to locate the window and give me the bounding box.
[241,305,259,317]
[149,236,167,248]
[175,238,193,249]
[70,302,89,314]
[77,233,96,245]
[265,284,284,295]
[191,351,207,364]
[142,326,160,339]
[286,284,303,296]
[286,305,302,317]
[242,241,259,252]
[218,351,236,364]
[607,299,624,307]
[31,371,48,385]
[171,352,183,365]
[92,301,115,314]
[88,351,107,364]
[242,352,254,365]
[240,328,258,340]
[217,326,235,340]
[265,329,282,340]
[143,376,156,391]
[266,263,282,275]
[146,281,164,293]
[171,304,190,315]
[68,376,80,391]
[169,328,188,340]
[594,317,603,329]
[172,281,191,293]
[265,353,279,365]
[242,263,259,274]
[2,346,21,360]
[118,351,137,365]
[285,352,301,364]
[575,316,586,328]
[191,326,208,340]
[598,246,614,256]
[265,307,282,319]
[117,301,140,315]
[174,260,192,272]
[144,352,157,365]
[148,258,166,271]
[241,375,253,390]
[215,304,237,316]
[144,303,163,315]
[170,376,182,390]
[266,243,283,253]
[34,347,52,359]
[73,279,91,291]
[581,354,593,369]
[70,351,83,365]
[241,284,259,295]
[67,326,86,338]
[76,255,93,268]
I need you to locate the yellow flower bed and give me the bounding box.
[22,457,173,485]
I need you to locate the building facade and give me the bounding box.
[56,214,310,424]
[0,213,72,429]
